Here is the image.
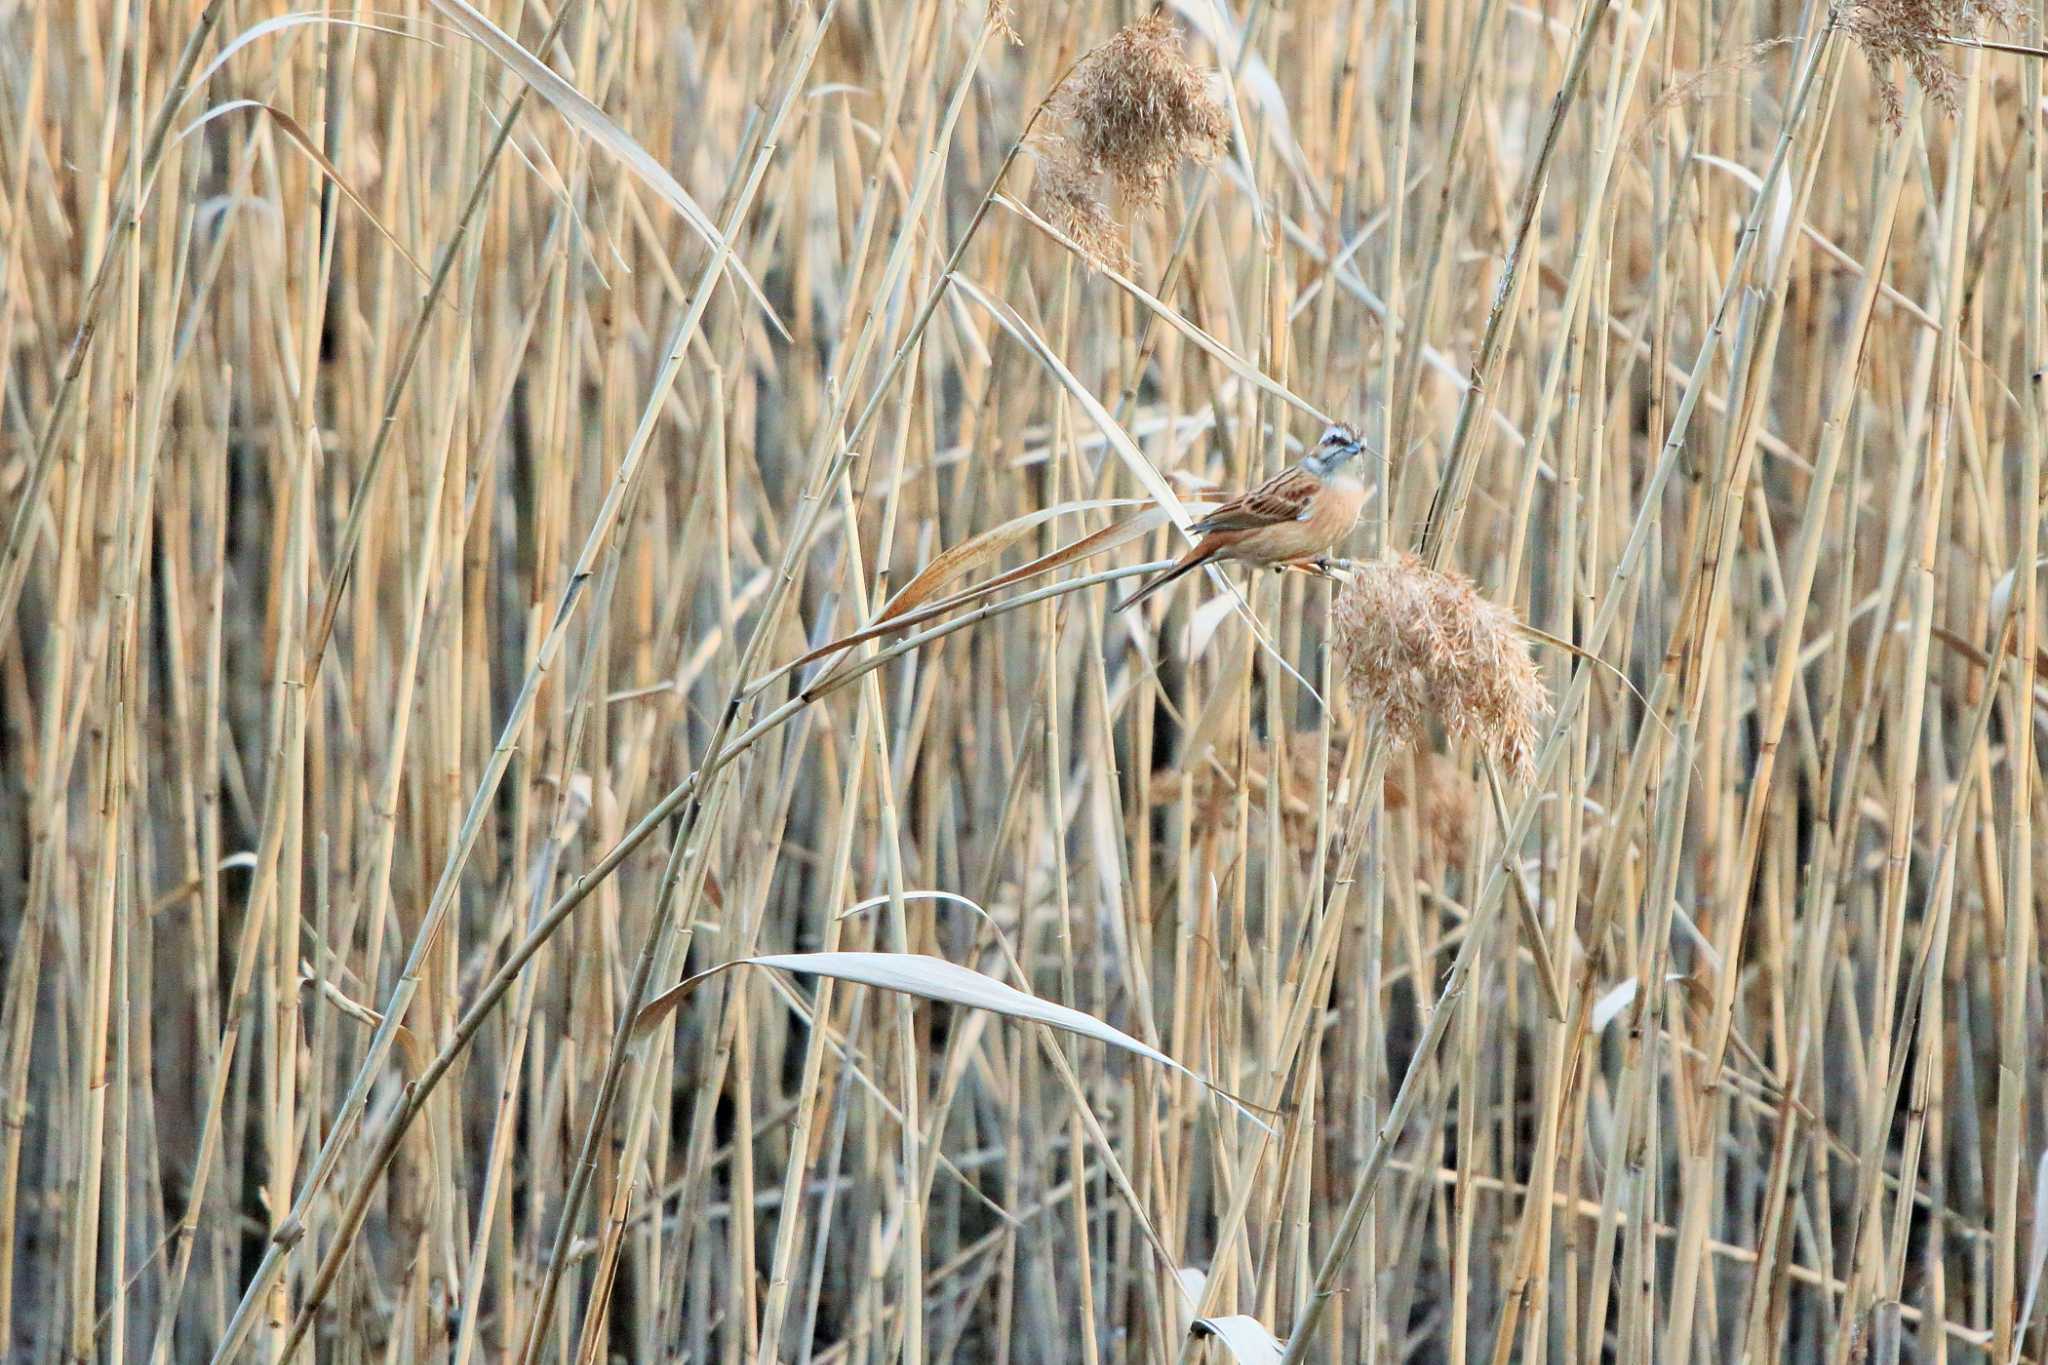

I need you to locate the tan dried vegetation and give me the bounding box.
[4,1,2045,1362]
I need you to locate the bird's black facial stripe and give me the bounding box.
[1314,424,1364,466]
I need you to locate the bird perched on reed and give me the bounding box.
[1115,422,1371,612]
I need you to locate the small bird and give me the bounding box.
[1114,422,1371,613]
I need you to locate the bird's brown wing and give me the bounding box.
[1191,468,1320,532]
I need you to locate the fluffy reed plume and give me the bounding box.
[988,0,1020,45]
[1054,11,1228,208]
[1334,552,1550,776]
[1031,140,1130,274]
[1845,0,2018,127]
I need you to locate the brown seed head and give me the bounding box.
[1845,0,2018,128]
[1031,139,1130,274]
[987,0,1021,45]
[1055,12,1228,208]
[1334,552,1550,777]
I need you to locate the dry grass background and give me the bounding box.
[4,0,2047,1360]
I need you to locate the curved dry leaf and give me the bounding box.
[390,1023,430,1082]
[636,951,1268,1129]
[1991,555,2048,625]
[836,889,995,925]
[194,14,433,97]
[1184,590,1237,661]
[180,100,428,280]
[876,498,1146,625]
[422,0,784,336]
[776,505,1194,685]
[1192,1315,1285,1364]
[1592,975,1690,1033]
[1591,978,1637,1033]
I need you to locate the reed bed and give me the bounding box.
[3,0,2045,1360]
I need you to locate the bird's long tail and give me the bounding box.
[1113,550,1212,613]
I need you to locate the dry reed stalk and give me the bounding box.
[7,0,2048,1361]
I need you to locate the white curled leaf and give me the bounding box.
[639,950,1270,1131]
[1192,1315,1285,1364]
[1591,978,1637,1033]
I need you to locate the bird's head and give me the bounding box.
[1303,421,1369,477]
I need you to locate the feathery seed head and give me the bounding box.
[1055,12,1228,208]
[1334,552,1550,777]
[1031,139,1130,274]
[987,0,1021,45]
[1846,0,2018,128]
